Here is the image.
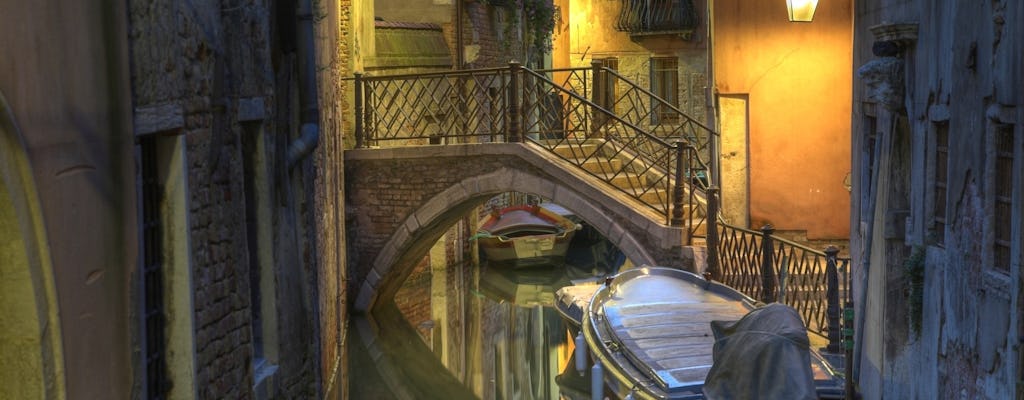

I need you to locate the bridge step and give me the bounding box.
[548,142,601,159]
[594,171,648,189]
[578,157,623,174]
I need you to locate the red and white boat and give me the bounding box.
[473,204,580,268]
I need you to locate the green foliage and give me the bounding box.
[482,0,559,56]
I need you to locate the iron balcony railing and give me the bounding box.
[615,0,699,36]
[352,62,716,237]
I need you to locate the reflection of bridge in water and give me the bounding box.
[350,248,626,399]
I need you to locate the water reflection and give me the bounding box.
[349,240,627,399]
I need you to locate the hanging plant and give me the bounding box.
[480,0,559,56]
[522,0,558,54]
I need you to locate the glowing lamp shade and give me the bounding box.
[787,0,818,22]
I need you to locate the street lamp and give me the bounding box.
[786,0,818,22]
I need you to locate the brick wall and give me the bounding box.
[127,0,329,398]
[394,257,434,341]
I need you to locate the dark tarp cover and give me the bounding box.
[702,303,817,400]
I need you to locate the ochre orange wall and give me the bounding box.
[714,0,852,239]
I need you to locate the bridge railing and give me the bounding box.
[537,61,717,168]
[704,186,851,347]
[353,62,711,235]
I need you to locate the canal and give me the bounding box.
[348,200,629,399]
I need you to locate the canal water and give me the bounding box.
[348,216,629,400]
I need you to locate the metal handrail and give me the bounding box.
[535,63,718,172]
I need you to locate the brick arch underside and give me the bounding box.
[355,167,657,312]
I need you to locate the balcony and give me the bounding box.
[615,0,699,40]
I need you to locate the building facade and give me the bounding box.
[0,0,349,398]
[850,1,1023,398]
[553,0,854,243]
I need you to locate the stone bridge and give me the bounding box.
[345,143,698,312]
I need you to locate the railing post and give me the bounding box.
[354,72,364,148]
[704,186,720,281]
[671,140,686,227]
[591,60,605,135]
[760,224,777,303]
[824,245,842,354]
[508,61,522,143]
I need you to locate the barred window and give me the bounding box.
[993,123,1013,273]
[650,57,679,124]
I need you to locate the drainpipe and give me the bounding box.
[288,0,321,167]
[705,0,720,189]
[456,0,464,69]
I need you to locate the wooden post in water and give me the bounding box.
[760,224,777,303]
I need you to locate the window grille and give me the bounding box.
[650,57,679,124]
[140,138,167,400]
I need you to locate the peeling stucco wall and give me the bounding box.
[851,1,1023,398]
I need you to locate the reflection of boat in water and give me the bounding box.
[473,204,580,268]
[581,267,846,400]
[478,264,571,307]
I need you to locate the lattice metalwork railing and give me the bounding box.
[541,63,716,186]
[713,223,850,337]
[356,67,512,147]
[517,68,698,226]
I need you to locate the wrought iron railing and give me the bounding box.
[539,62,716,168]
[704,188,851,345]
[615,0,699,36]
[352,62,714,236]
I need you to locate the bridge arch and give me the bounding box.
[0,91,65,398]
[353,167,657,312]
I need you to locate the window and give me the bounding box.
[139,137,168,400]
[650,57,679,124]
[136,126,195,400]
[993,123,1013,273]
[930,122,948,246]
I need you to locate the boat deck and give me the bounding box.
[598,273,751,392]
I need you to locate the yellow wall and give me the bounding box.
[714,0,852,239]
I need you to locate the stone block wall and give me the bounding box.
[126,0,335,398]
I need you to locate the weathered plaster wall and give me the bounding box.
[0,2,134,398]
[851,1,1023,398]
[714,0,853,239]
[555,0,709,122]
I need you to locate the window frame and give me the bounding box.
[649,56,680,125]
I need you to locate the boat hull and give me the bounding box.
[581,267,845,400]
[476,205,579,268]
